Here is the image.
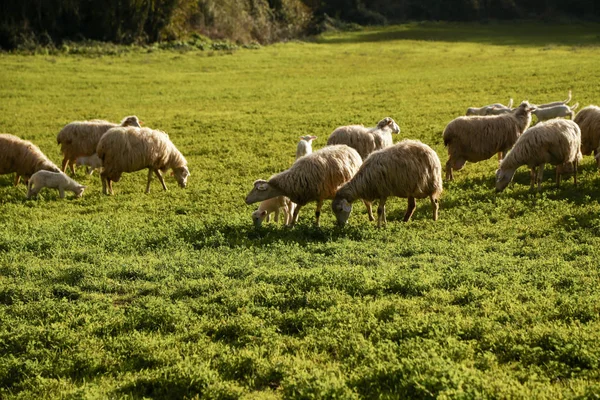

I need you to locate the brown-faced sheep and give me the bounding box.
[57,115,140,174]
[443,101,535,181]
[0,134,60,186]
[332,140,442,228]
[97,127,189,195]
[245,145,363,227]
[326,117,400,160]
[574,105,600,160]
[495,119,581,193]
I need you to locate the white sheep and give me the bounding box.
[245,145,363,227]
[96,126,189,195]
[495,119,581,193]
[535,90,572,108]
[574,105,600,160]
[443,101,535,181]
[332,140,442,228]
[296,135,317,159]
[466,98,513,116]
[326,117,400,160]
[75,153,103,175]
[251,196,293,228]
[57,115,140,174]
[27,170,86,199]
[0,134,61,186]
[532,103,578,122]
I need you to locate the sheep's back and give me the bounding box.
[270,145,361,205]
[0,134,59,177]
[57,121,117,157]
[345,140,442,201]
[574,106,600,155]
[327,125,375,159]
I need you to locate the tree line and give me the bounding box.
[1,0,597,50]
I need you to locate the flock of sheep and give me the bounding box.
[246,92,600,227]
[0,116,189,199]
[1,91,599,228]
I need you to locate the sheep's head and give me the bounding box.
[251,209,269,228]
[173,166,190,188]
[75,185,86,198]
[516,101,536,114]
[377,117,400,134]
[466,108,477,116]
[121,115,141,128]
[495,168,514,192]
[331,197,353,227]
[300,135,317,142]
[245,179,279,204]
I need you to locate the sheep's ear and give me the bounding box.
[253,180,269,191]
[260,210,268,216]
[310,135,317,140]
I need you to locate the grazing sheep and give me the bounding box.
[75,153,103,175]
[296,135,317,159]
[466,98,513,116]
[532,103,579,122]
[332,140,442,228]
[574,105,600,158]
[97,127,189,195]
[326,117,400,160]
[0,134,60,186]
[57,115,140,174]
[251,196,293,228]
[245,145,363,227]
[536,90,572,109]
[495,119,581,193]
[27,170,86,199]
[443,101,535,181]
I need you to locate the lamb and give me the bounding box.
[466,98,513,116]
[251,196,293,228]
[532,103,578,122]
[332,140,442,228]
[495,119,581,193]
[245,145,364,227]
[96,126,190,195]
[443,101,535,181]
[326,117,400,160]
[75,153,103,175]
[296,135,317,159]
[0,134,61,186]
[57,115,140,174]
[27,170,86,199]
[574,105,600,158]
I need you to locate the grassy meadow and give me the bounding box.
[2,21,600,398]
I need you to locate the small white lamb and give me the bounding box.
[27,170,86,199]
[75,153,103,175]
[296,135,317,159]
[251,196,293,228]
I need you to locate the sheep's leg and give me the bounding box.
[363,200,374,221]
[497,152,503,163]
[574,159,578,187]
[68,160,75,175]
[101,174,107,195]
[274,209,280,223]
[376,198,387,228]
[145,169,153,193]
[404,196,416,222]
[108,179,114,195]
[315,200,323,227]
[291,205,302,227]
[154,169,168,191]
[445,159,453,181]
[59,187,65,199]
[430,196,439,221]
[62,158,69,173]
[14,175,20,186]
[537,164,544,192]
[529,168,536,191]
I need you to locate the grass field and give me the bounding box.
[1,21,600,399]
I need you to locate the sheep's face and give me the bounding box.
[377,117,400,134]
[75,185,86,198]
[332,198,352,227]
[251,209,268,228]
[173,166,190,188]
[300,135,317,142]
[245,180,272,204]
[495,169,513,192]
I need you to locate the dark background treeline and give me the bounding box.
[0,0,597,49]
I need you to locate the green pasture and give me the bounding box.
[1,21,600,398]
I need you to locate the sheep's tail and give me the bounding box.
[564,90,572,104]
[571,102,579,111]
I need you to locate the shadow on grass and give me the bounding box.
[317,21,600,47]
